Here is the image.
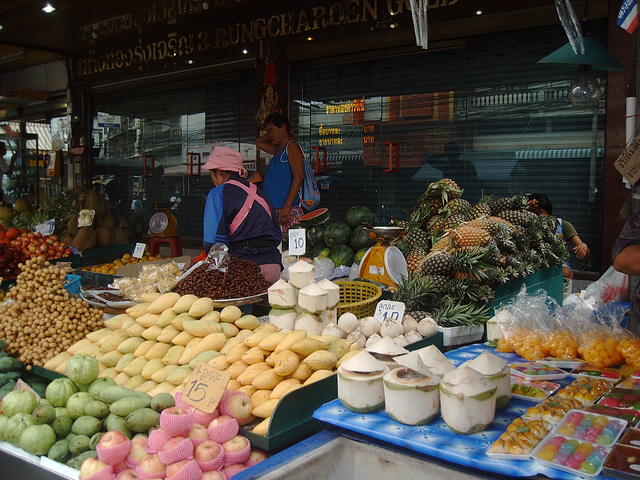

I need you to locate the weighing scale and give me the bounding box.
[149,202,178,237]
[358,225,408,291]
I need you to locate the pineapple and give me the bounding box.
[497,209,535,227]
[392,273,440,312]
[431,236,454,252]
[406,246,428,273]
[468,197,492,220]
[443,213,467,232]
[449,226,491,248]
[448,198,471,217]
[432,298,491,327]
[402,225,430,249]
[510,193,529,211]
[490,196,513,216]
[421,251,453,277]
[423,274,449,291]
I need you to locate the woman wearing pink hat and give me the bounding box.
[255,112,305,235]
[202,146,282,283]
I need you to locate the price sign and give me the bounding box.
[182,361,231,413]
[12,379,40,400]
[34,219,55,236]
[132,242,146,259]
[374,300,405,324]
[288,228,306,256]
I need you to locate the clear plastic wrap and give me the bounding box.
[111,261,184,301]
[574,300,626,368]
[204,243,230,272]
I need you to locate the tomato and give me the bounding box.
[5,228,20,240]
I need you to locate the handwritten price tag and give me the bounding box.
[288,228,306,256]
[374,300,405,324]
[132,242,146,259]
[12,379,40,400]
[182,361,231,413]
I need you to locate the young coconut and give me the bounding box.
[298,283,328,314]
[383,354,441,425]
[393,334,409,347]
[346,330,366,349]
[439,366,497,434]
[365,333,383,349]
[337,351,389,413]
[414,345,456,376]
[294,312,324,336]
[320,308,338,328]
[359,317,380,338]
[417,316,438,338]
[459,352,510,409]
[337,312,359,334]
[379,318,403,339]
[366,336,408,370]
[268,308,297,331]
[485,309,514,347]
[316,278,340,309]
[267,279,297,309]
[401,315,418,335]
[404,330,423,345]
[322,322,344,339]
[288,260,315,289]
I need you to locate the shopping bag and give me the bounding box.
[582,266,629,304]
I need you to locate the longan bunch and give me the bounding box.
[617,337,640,368]
[578,333,624,368]
[507,328,550,361]
[0,259,104,367]
[547,330,578,359]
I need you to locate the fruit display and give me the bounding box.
[0,341,24,397]
[44,292,360,438]
[82,252,164,275]
[9,232,73,262]
[389,178,567,329]
[0,259,104,366]
[487,417,552,456]
[111,261,185,302]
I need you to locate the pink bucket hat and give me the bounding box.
[204,146,247,178]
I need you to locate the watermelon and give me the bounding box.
[300,208,330,224]
[323,221,351,247]
[328,245,354,267]
[350,227,375,251]
[354,247,369,264]
[307,225,326,248]
[345,205,374,229]
[312,246,330,258]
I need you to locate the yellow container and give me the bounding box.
[335,281,382,319]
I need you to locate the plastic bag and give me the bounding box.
[205,243,230,272]
[581,266,628,306]
[573,299,626,368]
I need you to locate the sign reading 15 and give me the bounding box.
[185,378,208,402]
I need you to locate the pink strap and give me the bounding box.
[227,180,272,235]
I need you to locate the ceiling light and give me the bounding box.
[307,36,313,41]
[242,49,248,54]
[476,10,483,15]
[0,51,26,65]
[42,3,56,13]
[188,59,193,65]
[0,25,3,31]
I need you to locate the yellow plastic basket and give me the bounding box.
[335,281,383,319]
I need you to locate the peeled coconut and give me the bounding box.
[486,309,514,347]
[338,312,359,334]
[414,345,456,376]
[401,315,418,335]
[337,351,389,413]
[294,312,324,335]
[404,330,423,345]
[359,317,380,338]
[439,366,497,434]
[322,322,344,339]
[316,278,340,308]
[367,336,408,357]
[383,356,441,426]
[269,308,297,331]
[365,333,383,349]
[267,279,297,308]
[288,260,315,289]
[393,334,408,347]
[320,308,338,328]
[346,330,366,348]
[459,352,510,409]
[298,283,328,314]
[417,316,438,338]
[379,318,403,339]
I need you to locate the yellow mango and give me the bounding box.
[252,369,284,390]
[182,320,222,337]
[86,328,113,343]
[252,398,279,418]
[188,297,214,318]
[151,364,180,383]
[135,312,161,328]
[303,369,334,385]
[156,309,179,328]
[166,365,193,385]
[126,302,151,319]
[237,363,271,386]
[303,350,337,371]
[172,294,198,314]
[178,338,202,364]
[141,358,166,379]
[243,331,271,348]
[141,325,163,341]
[220,305,242,323]
[208,355,230,371]
[251,389,273,408]
[270,378,301,400]
[147,292,181,314]
[258,332,287,352]
[172,330,195,346]
[235,314,260,330]
[241,346,268,365]
[252,416,271,436]
[104,313,132,330]
[290,338,326,357]
[133,340,158,358]
[156,325,181,343]
[273,350,300,376]
[117,337,147,355]
[163,345,186,365]
[144,342,172,360]
[274,330,307,353]
[225,343,250,364]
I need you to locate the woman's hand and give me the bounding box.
[278,205,292,225]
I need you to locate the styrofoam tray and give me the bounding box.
[510,362,570,381]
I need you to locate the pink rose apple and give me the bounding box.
[138,453,165,475]
[80,457,114,480]
[194,440,223,462]
[219,390,252,422]
[246,448,268,466]
[187,423,209,441]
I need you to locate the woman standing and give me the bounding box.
[202,146,282,283]
[255,112,305,235]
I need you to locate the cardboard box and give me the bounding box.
[115,255,193,277]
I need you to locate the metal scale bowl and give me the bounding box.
[358,225,408,290]
[149,202,178,237]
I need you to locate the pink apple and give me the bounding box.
[99,431,130,449]
[128,436,149,464]
[116,469,138,480]
[222,435,250,454]
[80,457,113,480]
[207,414,240,444]
[113,461,129,474]
[138,453,165,475]
[219,390,253,422]
[246,448,268,466]
[187,423,209,440]
[200,472,225,480]
[161,436,187,452]
[222,463,247,477]
[160,406,194,436]
[208,414,234,429]
[194,440,223,462]
[165,460,190,478]
[237,413,256,427]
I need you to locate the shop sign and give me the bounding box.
[615,134,640,185]
[97,113,121,128]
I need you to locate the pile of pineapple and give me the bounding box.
[391,179,568,328]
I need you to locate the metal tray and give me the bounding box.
[211,292,267,307]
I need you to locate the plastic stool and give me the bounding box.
[148,236,183,257]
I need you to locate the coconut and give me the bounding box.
[288,260,315,289]
[405,330,423,345]
[439,366,497,434]
[414,345,456,376]
[337,351,389,413]
[486,309,514,346]
[320,308,338,328]
[393,334,408,347]
[359,317,380,338]
[338,312,359,334]
[459,352,511,409]
[365,333,382,349]
[322,322,344,339]
[401,315,418,335]
[268,279,297,308]
[346,330,366,348]
[366,335,408,370]
[294,312,324,335]
[379,318,403,339]
[383,362,441,425]
[268,308,297,331]
[298,283,328,314]
[316,278,340,308]
[417,316,438,338]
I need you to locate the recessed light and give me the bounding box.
[307,36,313,41]
[242,49,248,54]
[43,3,56,13]
[188,59,193,65]
[0,25,3,31]
[475,10,483,15]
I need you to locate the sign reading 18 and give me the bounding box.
[186,379,208,402]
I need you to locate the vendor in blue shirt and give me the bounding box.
[202,146,282,284]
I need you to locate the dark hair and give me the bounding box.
[528,193,553,214]
[264,112,292,135]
